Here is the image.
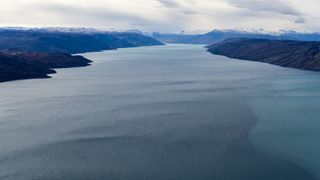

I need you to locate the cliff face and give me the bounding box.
[207,38,320,71]
[0,29,164,54]
[0,51,92,82]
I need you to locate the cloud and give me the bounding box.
[37,3,151,28]
[156,0,181,8]
[294,18,306,24]
[0,0,320,33]
[155,0,198,15]
[155,0,198,16]
[226,0,301,16]
[180,9,198,15]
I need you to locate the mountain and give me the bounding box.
[207,38,320,71]
[0,27,163,82]
[0,28,164,54]
[0,51,92,82]
[278,30,320,41]
[152,30,320,45]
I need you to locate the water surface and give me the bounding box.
[0,44,319,180]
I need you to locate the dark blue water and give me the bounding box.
[0,44,319,180]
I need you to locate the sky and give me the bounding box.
[1,0,319,33]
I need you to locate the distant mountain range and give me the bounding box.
[0,28,164,54]
[207,38,320,71]
[152,30,320,44]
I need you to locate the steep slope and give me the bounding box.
[207,38,320,71]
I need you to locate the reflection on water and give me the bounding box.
[0,44,319,180]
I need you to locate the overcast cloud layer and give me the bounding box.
[1,0,319,33]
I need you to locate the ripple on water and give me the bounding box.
[0,45,318,180]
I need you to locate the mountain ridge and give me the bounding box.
[0,28,164,54]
